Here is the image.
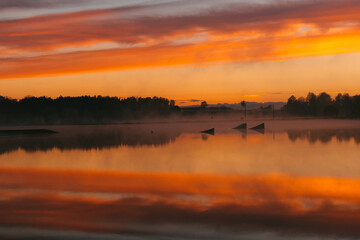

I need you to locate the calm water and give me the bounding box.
[0,119,359,240]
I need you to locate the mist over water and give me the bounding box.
[0,119,359,240]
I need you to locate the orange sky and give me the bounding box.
[0,0,360,104]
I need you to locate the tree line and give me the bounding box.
[282,92,360,117]
[0,95,180,125]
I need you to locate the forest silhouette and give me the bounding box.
[282,92,360,117]
[0,95,180,125]
[0,92,359,125]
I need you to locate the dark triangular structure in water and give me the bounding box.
[233,123,247,130]
[201,128,215,135]
[250,123,265,130]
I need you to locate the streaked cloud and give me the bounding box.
[0,0,86,9]
[0,0,359,79]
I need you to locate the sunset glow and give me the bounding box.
[0,0,359,102]
[1,2,360,237]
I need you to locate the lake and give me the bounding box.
[0,119,359,240]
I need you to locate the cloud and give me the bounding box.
[175,99,202,103]
[2,0,360,47]
[0,0,93,9]
[0,0,360,78]
[1,29,360,79]
[0,0,126,10]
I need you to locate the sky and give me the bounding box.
[0,0,359,105]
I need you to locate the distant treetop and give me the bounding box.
[282,92,360,117]
[0,95,180,125]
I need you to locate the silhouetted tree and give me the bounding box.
[0,95,180,125]
[241,101,247,119]
[201,101,208,109]
[282,92,360,118]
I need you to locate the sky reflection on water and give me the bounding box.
[0,120,359,240]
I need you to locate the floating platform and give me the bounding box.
[250,123,265,130]
[233,123,247,130]
[201,128,215,135]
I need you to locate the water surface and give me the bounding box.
[0,119,359,240]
